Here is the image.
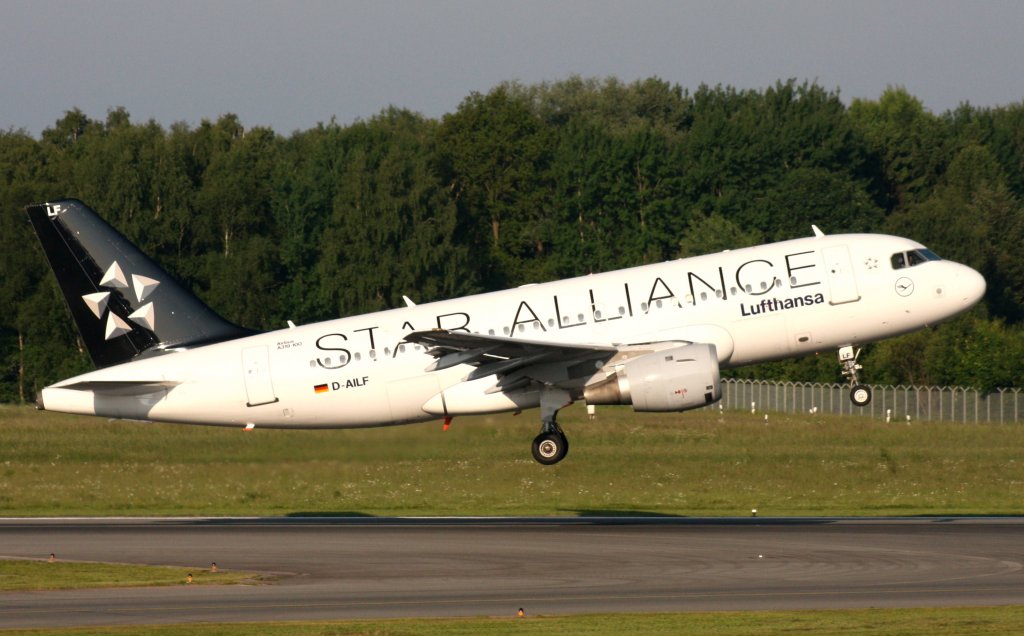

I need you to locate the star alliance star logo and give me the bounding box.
[81,261,160,340]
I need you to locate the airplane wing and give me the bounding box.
[403,329,618,391]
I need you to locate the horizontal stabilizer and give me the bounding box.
[58,380,181,397]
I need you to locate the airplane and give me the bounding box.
[26,199,986,465]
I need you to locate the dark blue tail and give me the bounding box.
[26,199,253,368]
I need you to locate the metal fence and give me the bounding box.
[718,379,1024,424]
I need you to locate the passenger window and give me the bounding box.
[891,253,907,270]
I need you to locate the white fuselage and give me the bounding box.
[41,233,986,428]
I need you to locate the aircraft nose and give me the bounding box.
[956,264,987,307]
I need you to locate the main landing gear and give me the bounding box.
[531,387,572,465]
[839,345,872,407]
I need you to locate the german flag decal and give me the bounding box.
[313,383,329,394]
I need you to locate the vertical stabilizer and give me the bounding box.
[26,199,253,368]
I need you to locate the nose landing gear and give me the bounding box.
[839,345,872,406]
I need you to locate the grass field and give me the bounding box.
[1,607,1024,635]
[0,560,258,591]
[1,403,1022,517]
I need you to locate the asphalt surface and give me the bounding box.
[1,517,1023,628]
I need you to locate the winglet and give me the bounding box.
[811,225,825,237]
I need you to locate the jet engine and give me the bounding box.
[583,343,721,412]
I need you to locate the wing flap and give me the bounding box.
[426,345,502,372]
[404,329,617,390]
[464,351,554,381]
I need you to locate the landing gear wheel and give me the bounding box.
[851,384,872,407]
[839,347,871,407]
[532,432,568,465]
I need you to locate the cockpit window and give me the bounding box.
[907,250,927,266]
[891,248,942,270]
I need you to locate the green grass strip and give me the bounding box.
[0,560,260,591]
[2,607,1024,635]
[2,404,1023,517]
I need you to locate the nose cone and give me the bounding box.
[957,264,987,308]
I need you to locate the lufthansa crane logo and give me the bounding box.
[895,277,914,297]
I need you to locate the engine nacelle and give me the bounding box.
[583,343,722,412]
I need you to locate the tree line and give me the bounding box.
[2,77,1023,402]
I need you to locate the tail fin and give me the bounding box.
[26,199,254,368]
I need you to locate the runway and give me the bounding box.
[1,517,1023,629]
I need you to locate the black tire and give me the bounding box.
[851,384,872,407]
[531,433,568,465]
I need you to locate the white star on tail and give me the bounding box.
[132,274,160,302]
[80,261,163,339]
[128,303,156,331]
[104,313,132,340]
[81,291,111,319]
[99,261,129,289]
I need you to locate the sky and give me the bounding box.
[3,0,1023,137]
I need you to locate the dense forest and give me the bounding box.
[2,78,1023,402]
